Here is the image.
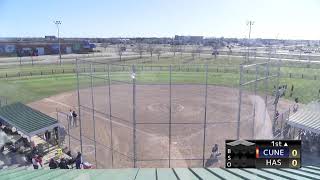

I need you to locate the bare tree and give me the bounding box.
[101,43,108,52]
[227,45,232,55]
[177,45,184,59]
[170,44,178,56]
[116,44,126,61]
[212,44,220,59]
[154,47,162,61]
[211,39,223,59]
[196,45,202,57]
[226,45,232,60]
[191,46,198,60]
[147,44,155,58]
[135,43,144,58]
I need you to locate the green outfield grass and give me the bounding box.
[0,69,319,104]
[0,54,319,104]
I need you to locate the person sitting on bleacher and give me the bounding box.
[59,158,69,169]
[32,155,39,169]
[49,158,58,169]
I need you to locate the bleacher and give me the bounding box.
[0,166,320,179]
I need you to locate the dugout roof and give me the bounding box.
[288,100,320,134]
[0,102,59,138]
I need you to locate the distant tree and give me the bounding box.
[135,43,144,58]
[101,43,108,52]
[177,45,184,59]
[191,46,199,60]
[116,44,126,61]
[212,45,219,59]
[170,44,178,56]
[226,45,232,56]
[154,47,162,61]
[147,43,155,58]
[196,45,202,57]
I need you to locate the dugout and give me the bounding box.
[0,102,60,140]
[287,100,320,159]
[288,100,320,135]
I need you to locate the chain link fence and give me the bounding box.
[68,58,289,168]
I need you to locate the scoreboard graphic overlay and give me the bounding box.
[225,140,301,168]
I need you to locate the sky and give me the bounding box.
[1,0,320,40]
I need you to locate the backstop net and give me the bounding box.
[72,58,281,168]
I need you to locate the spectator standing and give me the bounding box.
[293,98,299,113]
[69,110,73,127]
[72,111,78,127]
[75,152,83,169]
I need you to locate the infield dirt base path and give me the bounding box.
[28,85,292,168]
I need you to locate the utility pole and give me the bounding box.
[247,21,254,62]
[54,20,62,65]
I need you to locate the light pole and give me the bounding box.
[54,20,62,65]
[247,21,254,62]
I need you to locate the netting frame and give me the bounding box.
[73,58,283,168]
[237,60,282,139]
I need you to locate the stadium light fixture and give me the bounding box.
[54,20,62,65]
[246,20,254,62]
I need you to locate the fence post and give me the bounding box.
[202,65,208,167]
[107,64,114,168]
[132,65,137,168]
[90,63,98,168]
[75,58,83,153]
[56,110,60,148]
[66,114,71,151]
[237,65,243,139]
[169,65,172,168]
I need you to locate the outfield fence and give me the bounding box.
[1,63,320,82]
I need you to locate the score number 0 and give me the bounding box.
[291,149,298,167]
